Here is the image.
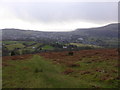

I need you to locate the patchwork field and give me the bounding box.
[2,49,119,88]
[2,41,102,56]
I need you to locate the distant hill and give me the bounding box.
[1,23,118,47]
[75,23,118,38]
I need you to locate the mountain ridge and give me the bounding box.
[1,23,119,32]
[2,23,118,48]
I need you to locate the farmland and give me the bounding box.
[2,41,101,56]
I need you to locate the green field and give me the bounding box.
[3,41,53,55]
[5,43,25,51]
[42,45,54,50]
[69,43,102,48]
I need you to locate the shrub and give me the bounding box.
[68,51,74,56]
[11,51,15,56]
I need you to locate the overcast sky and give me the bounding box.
[0,0,118,31]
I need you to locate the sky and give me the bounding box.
[0,0,118,32]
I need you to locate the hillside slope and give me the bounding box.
[2,23,118,47]
[3,49,119,88]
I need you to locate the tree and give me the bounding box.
[11,51,15,56]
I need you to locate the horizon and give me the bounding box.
[1,22,118,32]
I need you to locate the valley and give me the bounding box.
[2,23,119,88]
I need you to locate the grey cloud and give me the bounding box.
[5,2,118,24]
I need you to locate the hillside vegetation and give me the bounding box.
[2,49,119,88]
